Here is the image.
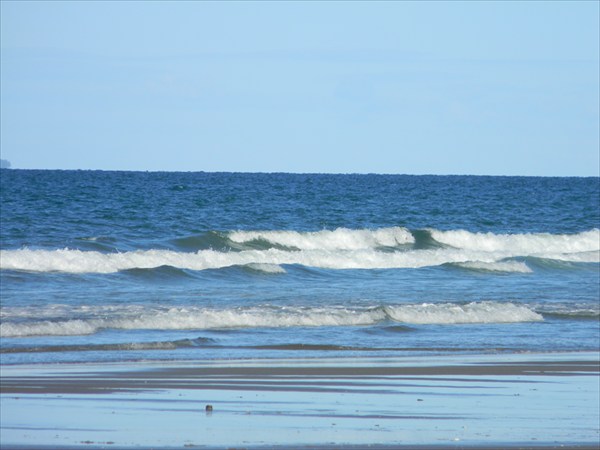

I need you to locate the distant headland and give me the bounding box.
[1,159,11,169]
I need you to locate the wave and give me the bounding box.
[383,302,542,324]
[169,227,415,252]
[430,229,599,254]
[228,227,415,250]
[535,304,600,320]
[1,228,597,274]
[0,302,543,337]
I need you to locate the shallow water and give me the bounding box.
[1,354,598,448]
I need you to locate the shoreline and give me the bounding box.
[2,357,599,396]
[2,353,599,449]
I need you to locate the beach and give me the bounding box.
[2,352,598,449]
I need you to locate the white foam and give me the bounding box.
[0,302,543,337]
[455,260,533,273]
[0,247,508,273]
[0,320,98,337]
[536,251,599,263]
[1,228,597,274]
[384,302,543,324]
[0,306,385,337]
[430,229,599,254]
[245,263,287,274]
[228,227,415,250]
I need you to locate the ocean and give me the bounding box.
[1,170,598,365]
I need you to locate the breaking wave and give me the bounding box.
[0,228,597,274]
[0,302,543,338]
[228,227,415,250]
[430,228,599,254]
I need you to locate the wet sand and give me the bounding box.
[1,353,599,449]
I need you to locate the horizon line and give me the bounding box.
[1,167,598,178]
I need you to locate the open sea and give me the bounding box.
[1,170,598,365]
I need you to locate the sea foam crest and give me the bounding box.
[430,229,600,254]
[0,247,529,273]
[455,260,533,273]
[228,227,415,250]
[0,302,543,337]
[384,302,543,324]
[1,228,597,274]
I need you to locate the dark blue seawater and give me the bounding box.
[1,170,598,365]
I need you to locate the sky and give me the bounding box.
[1,1,598,176]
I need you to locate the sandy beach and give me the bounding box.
[1,353,598,449]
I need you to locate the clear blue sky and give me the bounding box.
[1,1,598,175]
